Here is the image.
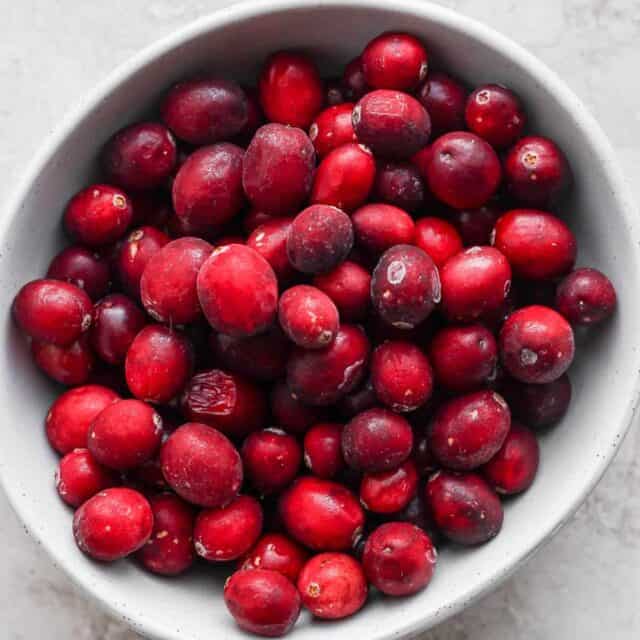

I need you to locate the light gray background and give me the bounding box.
[1,1,639,638]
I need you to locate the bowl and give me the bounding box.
[1,1,638,638]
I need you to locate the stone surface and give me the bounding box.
[1,0,639,638]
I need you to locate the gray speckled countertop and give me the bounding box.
[1,1,640,638]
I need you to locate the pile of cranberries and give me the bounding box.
[12,31,617,637]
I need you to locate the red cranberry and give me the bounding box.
[56,448,118,507]
[32,336,94,386]
[286,324,369,406]
[64,184,132,247]
[325,78,347,106]
[426,470,503,545]
[352,203,415,257]
[224,568,301,637]
[309,104,357,157]
[504,135,570,206]
[394,495,442,544]
[240,533,309,581]
[243,208,276,234]
[363,522,436,596]
[448,203,502,246]
[279,477,364,550]
[371,244,441,329]
[247,217,295,282]
[342,57,369,101]
[161,78,248,145]
[270,381,326,434]
[303,423,344,479]
[412,430,439,476]
[128,455,169,492]
[160,422,242,507]
[360,460,418,514]
[313,261,371,322]
[556,267,617,325]
[500,305,575,384]
[353,90,431,159]
[297,552,367,619]
[47,247,111,301]
[236,86,265,143]
[414,217,464,268]
[337,379,378,419]
[417,72,467,135]
[372,161,425,213]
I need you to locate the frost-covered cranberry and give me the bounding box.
[342,57,369,101]
[313,261,371,322]
[414,217,463,268]
[448,203,502,246]
[303,423,344,479]
[56,448,118,507]
[556,267,617,325]
[352,203,415,257]
[73,487,153,561]
[360,460,418,513]
[353,90,431,159]
[372,161,425,213]
[31,336,94,386]
[160,422,242,508]
[240,533,308,581]
[500,305,574,384]
[417,72,467,135]
[297,552,367,619]
[363,522,436,596]
[279,477,364,550]
[426,471,503,545]
[247,217,295,282]
[270,381,326,434]
[47,246,111,301]
[309,104,357,157]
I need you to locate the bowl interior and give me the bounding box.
[0,2,638,639]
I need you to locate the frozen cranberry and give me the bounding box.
[247,217,295,282]
[47,247,110,301]
[287,324,369,406]
[371,244,440,329]
[31,336,94,386]
[426,470,503,545]
[64,185,132,247]
[363,522,436,596]
[240,533,308,581]
[360,460,418,514]
[309,103,357,157]
[270,381,326,434]
[161,78,248,145]
[224,568,301,637]
[279,477,364,550]
[56,448,118,507]
[312,261,371,322]
[303,423,344,479]
[372,161,425,213]
[243,208,276,234]
[500,305,574,384]
[353,90,430,159]
[414,217,463,268]
[342,408,413,473]
[243,123,315,216]
[556,267,617,325]
[448,203,502,246]
[352,203,415,257]
[417,71,467,135]
[342,57,369,101]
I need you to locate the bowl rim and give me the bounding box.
[1,0,639,638]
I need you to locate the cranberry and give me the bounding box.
[259,51,323,128]
[353,90,431,159]
[240,533,309,581]
[309,104,357,157]
[243,208,276,234]
[31,336,94,386]
[556,267,617,325]
[242,123,315,216]
[342,57,369,101]
[360,460,418,514]
[414,217,464,268]
[500,305,575,383]
[224,568,301,637]
[352,203,415,257]
[56,448,118,507]
[242,428,302,495]
[161,78,248,145]
[236,86,265,143]
[247,217,295,282]
[14,279,93,347]
[417,72,467,135]
[448,203,502,246]
[129,190,172,227]
[337,379,378,419]
[372,161,425,213]
[279,477,364,550]
[426,470,503,545]
[47,246,111,301]
[362,522,436,596]
[361,32,428,90]
[297,552,367,619]
[160,422,242,507]
[412,430,439,476]
[64,185,132,246]
[342,408,413,473]
[371,244,441,329]
[194,495,263,561]
[312,261,371,322]
[270,381,326,434]
[325,78,347,106]
[286,324,369,406]
[303,423,344,479]
[129,455,169,492]
[73,487,153,561]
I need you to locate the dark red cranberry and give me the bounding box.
[417,72,467,135]
[337,379,378,419]
[129,190,172,227]
[240,533,308,581]
[352,203,415,257]
[342,57,369,101]
[47,247,111,301]
[32,336,94,386]
[412,430,439,476]
[243,208,276,234]
[303,423,344,479]
[56,448,118,507]
[556,267,617,325]
[309,103,357,157]
[313,261,371,322]
[247,217,295,282]
[128,455,169,492]
[236,86,265,143]
[372,161,425,213]
[270,381,326,434]
[448,203,502,246]
[414,216,463,268]
[394,495,442,544]
[360,460,418,514]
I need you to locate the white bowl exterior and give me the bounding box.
[0,1,638,639]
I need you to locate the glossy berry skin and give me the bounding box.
[371,245,441,329]
[414,217,464,268]
[556,268,617,325]
[56,448,118,507]
[47,246,111,301]
[504,136,570,206]
[160,422,242,508]
[287,205,354,275]
[224,569,301,638]
[31,336,94,386]
[64,184,133,247]
[448,204,502,246]
[279,477,364,551]
[352,203,415,257]
[353,90,431,159]
[426,470,503,545]
[240,533,308,581]
[270,381,326,434]
[499,305,575,384]
[286,324,369,406]
[362,522,436,596]
[465,84,525,149]
[247,217,295,282]
[73,487,153,562]
[309,103,357,157]
[140,237,213,324]
[342,408,413,473]
[371,341,433,412]
[125,324,193,404]
[429,324,497,392]
[417,72,467,135]
[297,552,367,619]
[492,209,576,280]
[342,57,369,101]
[197,244,278,337]
[303,422,344,479]
[423,132,501,209]
[14,279,92,346]
[440,246,511,322]
[161,78,248,145]
[278,285,339,349]
[361,32,428,90]
[313,261,371,322]
[259,51,323,128]
[372,161,425,213]
[360,460,418,513]
[194,495,263,562]
[242,429,302,495]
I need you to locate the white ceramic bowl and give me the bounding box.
[1,1,639,638]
